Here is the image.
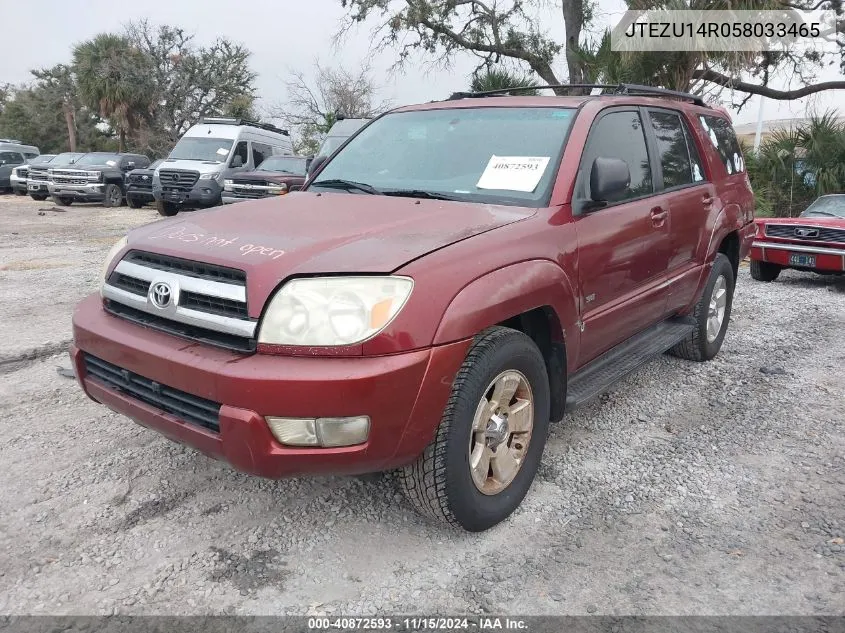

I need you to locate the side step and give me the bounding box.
[564,317,695,412]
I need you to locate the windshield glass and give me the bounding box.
[51,153,84,166]
[31,155,55,165]
[257,156,307,175]
[315,136,346,159]
[801,195,845,218]
[75,153,119,166]
[309,107,575,206]
[169,137,233,162]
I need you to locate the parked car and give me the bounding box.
[222,155,311,204]
[0,141,39,191]
[153,118,293,216]
[750,193,845,281]
[10,154,56,195]
[307,118,370,176]
[48,152,150,207]
[27,152,83,201]
[125,159,164,208]
[71,85,755,531]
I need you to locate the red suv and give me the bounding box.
[71,85,755,531]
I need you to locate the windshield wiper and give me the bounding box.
[310,179,382,195]
[381,189,464,201]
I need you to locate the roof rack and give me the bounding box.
[0,138,23,144]
[198,117,290,136]
[447,83,707,107]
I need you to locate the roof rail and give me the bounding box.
[448,83,707,107]
[198,117,290,136]
[0,138,23,144]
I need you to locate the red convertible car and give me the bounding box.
[750,194,845,281]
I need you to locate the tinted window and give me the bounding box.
[648,111,705,189]
[257,156,307,175]
[579,111,652,202]
[24,152,38,159]
[0,152,24,165]
[252,142,272,166]
[232,141,249,166]
[75,153,120,166]
[699,115,745,175]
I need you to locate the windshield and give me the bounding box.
[257,156,307,175]
[801,195,845,218]
[75,153,119,166]
[51,153,84,166]
[309,107,575,206]
[31,155,55,165]
[169,137,233,163]
[315,136,347,159]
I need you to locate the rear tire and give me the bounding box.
[30,193,48,201]
[156,200,179,216]
[52,196,73,206]
[102,184,123,208]
[126,195,144,209]
[750,258,781,282]
[669,253,734,362]
[399,326,550,531]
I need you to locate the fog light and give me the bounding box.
[265,417,317,446]
[316,416,370,447]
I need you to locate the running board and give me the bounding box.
[564,317,695,412]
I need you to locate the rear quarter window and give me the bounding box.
[697,115,745,176]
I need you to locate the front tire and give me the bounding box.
[670,253,735,362]
[102,184,123,208]
[399,327,551,531]
[52,196,73,206]
[156,200,179,216]
[126,195,144,209]
[750,258,781,282]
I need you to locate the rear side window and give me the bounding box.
[579,111,653,202]
[0,151,24,165]
[698,115,745,175]
[648,110,705,189]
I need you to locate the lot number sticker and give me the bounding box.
[476,156,550,192]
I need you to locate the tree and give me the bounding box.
[469,67,539,94]
[338,0,844,102]
[125,20,258,156]
[270,61,390,155]
[72,34,155,152]
[30,65,80,151]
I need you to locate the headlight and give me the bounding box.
[198,171,221,181]
[99,236,128,294]
[258,276,414,346]
[223,179,234,191]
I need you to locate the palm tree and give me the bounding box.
[73,34,154,152]
[470,68,539,95]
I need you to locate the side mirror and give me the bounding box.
[231,155,244,168]
[289,184,303,192]
[307,155,327,175]
[590,157,630,204]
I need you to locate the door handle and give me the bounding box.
[650,206,668,221]
[702,194,714,208]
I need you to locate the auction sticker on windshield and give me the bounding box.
[216,147,229,156]
[476,155,550,192]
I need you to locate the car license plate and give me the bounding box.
[789,253,816,267]
[28,183,39,191]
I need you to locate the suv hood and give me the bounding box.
[758,216,845,228]
[127,191,535,307]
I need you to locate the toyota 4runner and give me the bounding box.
[71,85,755,531]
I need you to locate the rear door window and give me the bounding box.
[648,110,705,189]
[698,115,745,175]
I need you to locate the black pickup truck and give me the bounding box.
[125,159,163,208]
[48,152,150,206]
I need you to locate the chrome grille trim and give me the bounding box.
[114,260,246,303]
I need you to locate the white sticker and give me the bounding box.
[709,130,718,147]
[733,153,740,172]
[106,160,116,166]
[726,161,732,174]
[216,148,229,156]
[692,164,703,182]
[476,156,550,192]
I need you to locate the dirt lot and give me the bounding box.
[0,194,843,616]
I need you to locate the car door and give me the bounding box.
[644,108,715,313]
[573,108,672,366]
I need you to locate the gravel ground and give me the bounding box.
[0,194,843,616]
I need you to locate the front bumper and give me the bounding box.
[126,186,154,202]
[10,173,27,193]
[751,240,845,272]
[153,180,222,208]
[27,180,49,194]
[48,182,105,202]
[71,293,469,478]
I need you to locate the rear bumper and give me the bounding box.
[750,240,845,272]
[71,293,469,478]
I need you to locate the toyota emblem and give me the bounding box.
[150,281,172,309]
[794,227,819,238]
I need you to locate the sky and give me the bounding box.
[2,0,842,127]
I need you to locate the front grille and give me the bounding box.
[82,352,221,432]
[125,251,246,285]
[28,168,48,180]
[158,169,199,191]
[112,273,150,296]
[181,291,249,318]
[104,300,256,353]
[230,187,266,199]
[765,224,845,244]
[53,176,90,186]
[233,178,271,187]
[128,174,153,190]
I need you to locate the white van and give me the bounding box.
[153,118,293,216]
